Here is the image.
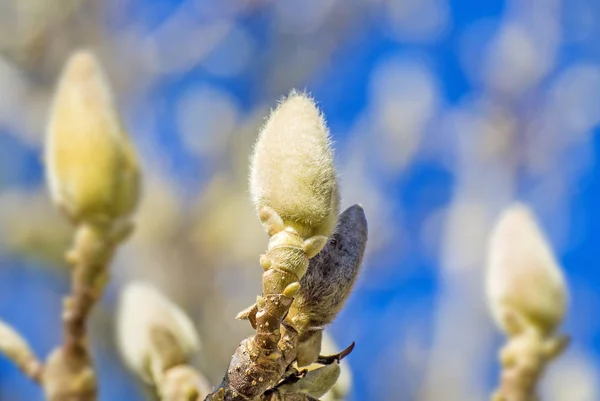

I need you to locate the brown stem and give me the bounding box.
[43,222,130,401]
[205,210,325,401]
[207,292,296,400]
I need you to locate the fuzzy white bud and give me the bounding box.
[116,282,200,383]
[486,204,568,336]
[250,90,339,237]
[45,50,140,225]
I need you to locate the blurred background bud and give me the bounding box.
[116,282,200,383]
[0,188,71,266]
[45,50,140,225]
[486,204,568,336]
[158,365,212,401]
[250,91,338,238]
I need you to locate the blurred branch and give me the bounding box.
[0,319,43,383]
[40,49,141,401]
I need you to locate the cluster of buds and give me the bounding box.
[115,91,367,401]
[0,49,144,401]
[117,283,211,400]
[207,91,366,400]
[0,46,577,401]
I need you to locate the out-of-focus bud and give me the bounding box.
[289,205,367,337]
[45,49,140,225]
[116,282,200,383]
[250,90,339,238]
[486,203,568,336]
[158,365,213,401]
[276,363,340,398]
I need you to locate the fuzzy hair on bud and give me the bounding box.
[289,204,367,336]
[45,49,140,225]
[486,203,568,336]
[116,282,200,383]
[250,90,339,237]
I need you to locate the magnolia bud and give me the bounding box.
[486,204,568,336]
[289,205,367,336]
[45,50,140,225]
[250,90,339,237]
[116,282,200,383]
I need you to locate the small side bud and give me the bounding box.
[45,49,140,225]
[283,282,301,298]
[486,204,568,336]
[260,254,272,271]
[289,205,367,335]
[250,91,339,238]
[116,282,200,383]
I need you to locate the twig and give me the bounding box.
[212,202,366,401]
[43,222,132,401]
[205,206,328,401]
[0,320,43,383]
[315,342,355,365]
